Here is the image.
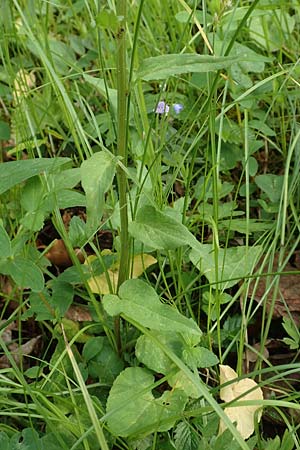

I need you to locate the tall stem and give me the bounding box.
[116,0,129,353]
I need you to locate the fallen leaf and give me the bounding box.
[65,305,92,322]
[219,364,263,439]
[248,252,300,323]
[45,239,84,267]
[0,336,41,368]
[86,253,157,294]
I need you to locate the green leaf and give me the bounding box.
[83,74,118,116]
[21,176,45,212]
[255,174,284,203]
[11,428,41,450]
[106,367,187,437]
[0,432,9,450]
[83,337,124,383]
[80,151,117,233]
[4,257,44,292]
[137,54,242,81]
[103,279,202,338]
[249,10,295,52]
[20,210,46,232]
[0,157,71,195]
[129,205,199,251]
[183,347,219,369]
[25,290,54,321]
[56,189,86,208]
[190,245,262,290]
[0,120,10,140]
[136,332,182,374]
[0,224,11,258]
[68,216,87,247]
[51,279,74,317]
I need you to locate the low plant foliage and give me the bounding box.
[0,0,300,449]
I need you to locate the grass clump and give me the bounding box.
[0,0,300,449]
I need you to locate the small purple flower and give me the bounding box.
[172,103,184,114]
[155,101,169,114]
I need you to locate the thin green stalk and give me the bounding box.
[116,0,129,353]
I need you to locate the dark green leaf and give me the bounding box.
[0,120,10,140]
[137,54,242,81]
[190,244,262,290]
[106,367,187,437]
[0,224,11,258]
[129,205,199,250]
[81,151,117,232]
[5,257,44,292]
[0,157,71,195]
[103,279,202,338]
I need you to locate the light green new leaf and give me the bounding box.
[0,224,12,259]
[129,205,199,250]
[3,257,44,292]
[137,54,241,81]
[190,244,262,290]
[81,151,117,232]
[103,279,201,338]
[0,157,71,195]
[106,367,187,437]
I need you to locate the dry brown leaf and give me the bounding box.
[86,253,157,295]
[65,305,92,322]
[219,364,263,439]
[45,239,84,267]
[0,336,41,368]
[248,252,300,323]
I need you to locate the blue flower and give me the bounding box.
[155,101,170,114]
[172,103,184,114]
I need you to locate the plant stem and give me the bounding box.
[116,0,129,354]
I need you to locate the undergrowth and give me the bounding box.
[0,0,300,449]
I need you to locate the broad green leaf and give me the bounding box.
[20,210,45,232]
[137,54,242,81]
[51,279,74,317]
[106,367,187,437]
[103,279,202,338]
[135,332,182,374]
[0,432,9,450]
[0,120,10,140]
[249,10,295,52]
[68,216,87,247]
[129,205,199,251]
[83,337,124,383]
[81,151,117,232]
[4,257,44,292]
[255,174,284,203]
[0,224,11,258]
[168,370,200,399]
[25,291,54,321]
[20,176,45,212]
[219,219,272,234]
[10,428,42,450]
[52,168,81,190]
[183,347,219,369]
[190,245,262,290]
[0,157,71,195]
[56,189,86,208]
